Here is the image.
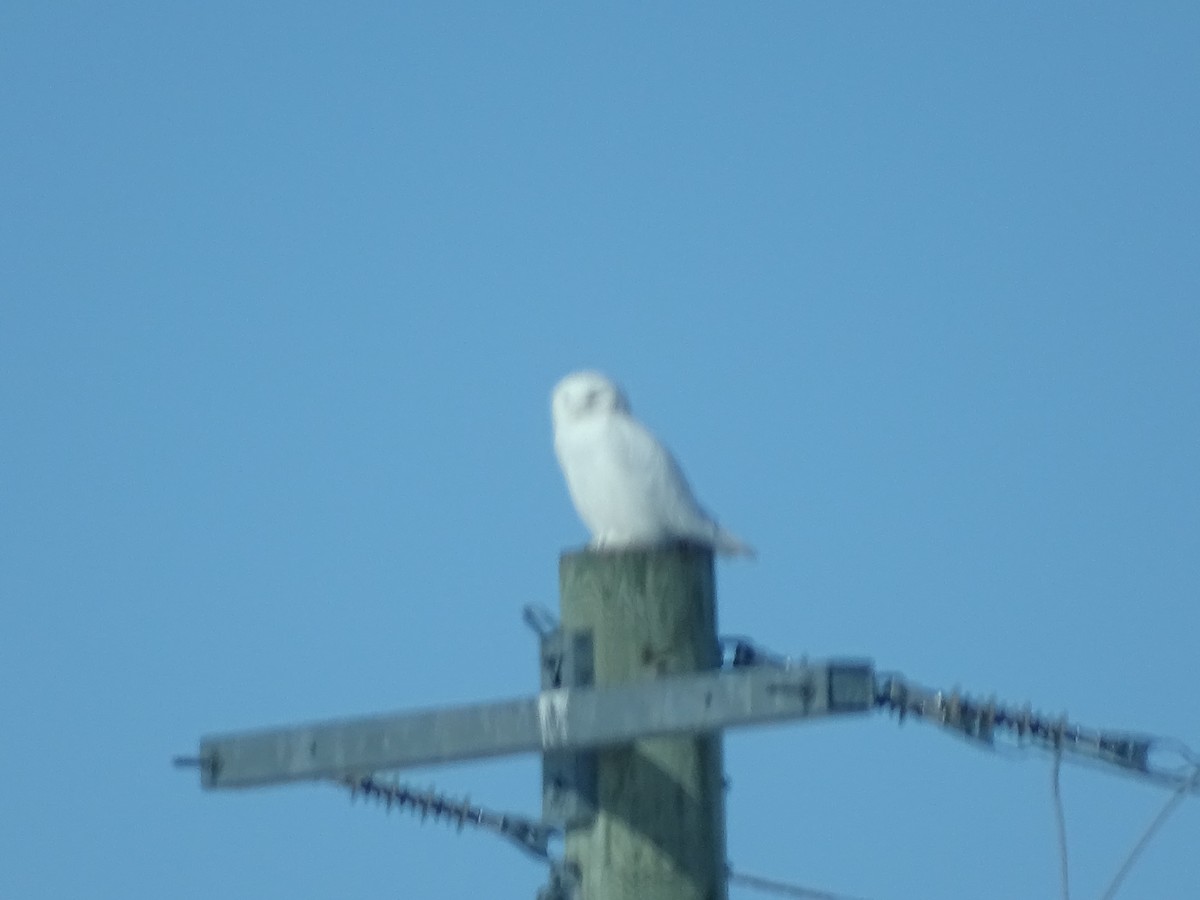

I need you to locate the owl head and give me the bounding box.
[551,370,631,426]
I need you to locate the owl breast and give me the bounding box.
[555,414,678,545]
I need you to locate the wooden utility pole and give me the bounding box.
[180,545,1189,899]
[559,542,727,900]
[183,547,879,896]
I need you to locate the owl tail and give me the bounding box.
[713,526,756,559]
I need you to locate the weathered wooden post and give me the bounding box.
[559,542,727,900]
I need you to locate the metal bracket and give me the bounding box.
[540,628,597,828]
[537,858,582,900]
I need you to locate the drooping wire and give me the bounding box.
[1052,746,1070,900]
[1098,765,1200,900]
[729,867,872,900]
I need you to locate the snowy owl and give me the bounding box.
[551,370,754,557]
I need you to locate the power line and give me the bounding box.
[716,635,1200,794]
[872,670,1198,794]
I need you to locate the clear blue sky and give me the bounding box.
[3,5,1198,899]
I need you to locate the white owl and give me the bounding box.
[551,370,754,557]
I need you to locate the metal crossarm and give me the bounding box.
[191,659,874,789]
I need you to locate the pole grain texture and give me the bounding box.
[559,542,728,900]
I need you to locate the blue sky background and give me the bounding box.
[3,5,1198,899]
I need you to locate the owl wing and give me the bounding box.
[608,413,755,556]
[607,413,714,535]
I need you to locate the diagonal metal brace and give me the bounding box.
[340,772,559,860]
